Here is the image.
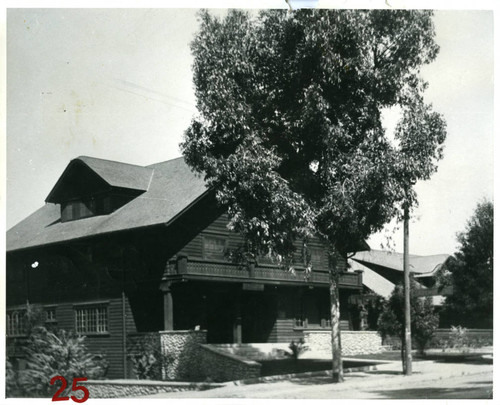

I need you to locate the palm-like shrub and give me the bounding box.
[128,333,171,380]
[288,338,309,361]
[6,357,19,397]
[18,326,108,397]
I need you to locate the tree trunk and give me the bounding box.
[329,254,343,383]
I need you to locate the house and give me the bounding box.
[6,156,366,379]
[350,249,453,304]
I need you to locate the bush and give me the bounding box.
[413,297,439,354]
[127,333,171,380]
[377,282,439,355]
[6,357,19,397]
[449,325,469,349]
[288,338,308,361]
[18,326,108,398]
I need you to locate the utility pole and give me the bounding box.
[403,202,412,375]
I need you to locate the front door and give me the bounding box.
[206,292,235,343]
[242,292,276,343]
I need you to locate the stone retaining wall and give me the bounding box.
[303,330,384,356]
[83,379,221,399]
[341,331,385,355]
[197,344,261,382]
[383,328,493,350]
[159,330,207,380]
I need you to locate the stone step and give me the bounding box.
[207,344,290,360]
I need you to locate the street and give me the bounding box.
[325,373,492,399]
[147,360,493,399]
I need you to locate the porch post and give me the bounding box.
[233,294,242,344]
[160,281,174,331]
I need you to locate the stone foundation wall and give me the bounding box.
[159,330,207,380]
[197,344,261,382]
[83,380,222,399]
[303,330,384,356]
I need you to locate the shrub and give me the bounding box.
[288,338,308,361]
[377,283,439,355]
[18,326,108,398]
[449,325,469,349]
[6,357,19,397]
[413,297,439,354]
[127,333,171,380]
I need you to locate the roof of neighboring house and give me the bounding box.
[349,259,395,299]
[7,156,209,252]
[352,249,451,277]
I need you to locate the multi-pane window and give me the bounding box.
[6,310,27,336]
[45,307,56,323]
[74,305,108,334]
[203,236,226,259]
[310,247,324,268]
[62,200,95,222]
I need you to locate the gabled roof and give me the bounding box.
[7,157,209,252]
[352,249,451,277]
[45,156,154,203]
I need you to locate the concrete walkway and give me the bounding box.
[145,356,493,399]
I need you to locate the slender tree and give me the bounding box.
[377,282,439,358]
[182,9,446,382]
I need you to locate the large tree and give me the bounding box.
[443,200,493,328]
[182,9,446,381]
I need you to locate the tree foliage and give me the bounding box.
[182,8,447,381]
[378,282,439,354]
[444,200,493,328]
[182,9,446,261]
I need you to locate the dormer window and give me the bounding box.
[60,193,136,222]
[45,156,153,223]
[62,200,92,222]
[61,196,112,222]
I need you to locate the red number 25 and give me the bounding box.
[50,376,89,403]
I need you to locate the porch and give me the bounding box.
[159,254,363,345]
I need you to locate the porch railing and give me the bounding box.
[164,255,362,288]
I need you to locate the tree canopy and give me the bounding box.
[443,200,493,328]
[182,9,446,264]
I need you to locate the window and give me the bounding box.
[45,307,56,323]
[74,305,108,334]
[309,247,325,268]
[203,236,227,259]
[6,310,28,336]
[61,200,96,222]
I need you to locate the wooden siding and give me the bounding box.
[6,297,137,379]
[176,213,344,272]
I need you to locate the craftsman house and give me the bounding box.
[350,250,453,303]
[6,156,366,378]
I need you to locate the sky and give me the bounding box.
[5,4,495,256]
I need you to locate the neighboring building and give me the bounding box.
[6,156,365,378]
[350,249,453,304]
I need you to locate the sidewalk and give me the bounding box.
[145,356,493,398]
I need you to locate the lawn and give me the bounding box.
[258,359,378,377]
[349,351,427,362]
[349,350,492,364]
